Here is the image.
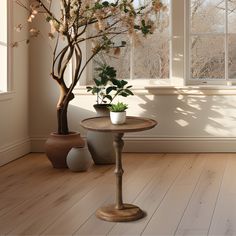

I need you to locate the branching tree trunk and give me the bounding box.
[15,0,165,134]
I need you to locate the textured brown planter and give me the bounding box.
[45,132,85,168]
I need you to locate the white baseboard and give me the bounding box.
[123,137,236,152]
[30,136,236,153]
[0,138,31,166]
[1,136,236,166]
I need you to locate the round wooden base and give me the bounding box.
[96,204,144,222]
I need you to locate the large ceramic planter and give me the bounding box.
[45,132,85,168]
[87,104,116,165]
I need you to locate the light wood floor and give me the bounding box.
[0,153,236,235]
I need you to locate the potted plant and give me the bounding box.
[15,0,165,168]
[86,63,133,112]
[109,102,128,124]
[86,64,133,164]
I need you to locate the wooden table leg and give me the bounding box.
[96,133,144,222]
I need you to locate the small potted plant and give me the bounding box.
[86,64,133,112]
[86,64,133,164]
[109,102,128,125]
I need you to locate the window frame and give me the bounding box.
[77,0,173,88]
[76,0,236,90]
[185,0,236,86]
[0,0,13,95]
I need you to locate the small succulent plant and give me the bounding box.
[109,102,128,112]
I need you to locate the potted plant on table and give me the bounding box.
[86,64,133,164]
[86,64,133,113]
[109,102,128,124]
[15,0,166,168]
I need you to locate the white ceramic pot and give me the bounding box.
[66,147,93,172]
[110,111,126,125]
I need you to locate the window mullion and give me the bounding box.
[225,0,229,82]
[130,36,134,80]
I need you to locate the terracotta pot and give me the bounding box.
[45,132,85,168]
[87,104,116,165]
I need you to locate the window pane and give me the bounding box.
[0,45,7,92]
[228,0,236,33]
[191,36,225,79]
[133,32,169,79]
[92,0,170,81]
[93,35,130,80]
[133,0,170,79]
[191,0,225,33]
[0,0,7,43]
[229,35,236,79]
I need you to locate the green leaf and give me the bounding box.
[104,95,112,101]
[120,80,128,87]
[100,76,108,85]
[111,78,121,87]
[120,92,129,97]
[94,78,101,86]
[92,87,100,94]
[106,86,116,94]
[102,1,109,7]
[86,86,93,92]
[124,89,134,95]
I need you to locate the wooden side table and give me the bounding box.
[81,116,157,222]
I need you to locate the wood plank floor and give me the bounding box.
[0,153,235,235]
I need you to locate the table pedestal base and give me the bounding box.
[96,204,144,222]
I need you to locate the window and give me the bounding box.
[187,0,236,85]
[91,0,171,85]
[79,0,236,88]
[0,0,10,93]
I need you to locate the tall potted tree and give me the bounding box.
[15,0,166,168]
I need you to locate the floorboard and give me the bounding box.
[0,153,235,236]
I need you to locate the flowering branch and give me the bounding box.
[15,0,166,134]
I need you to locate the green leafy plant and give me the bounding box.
[86,64,134,104]
[109,102,128,112]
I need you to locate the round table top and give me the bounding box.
[80,116,157,133]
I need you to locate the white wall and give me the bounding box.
[28,1,236,153]
[0,2,30,166]
[28,32,236,153]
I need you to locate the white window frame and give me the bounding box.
[0,0,13,95]
[185,0,235,86]
[77,0,175,88]
[76,0,236,92]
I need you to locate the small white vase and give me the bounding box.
[66,147,93,172]
[110,111,126,125]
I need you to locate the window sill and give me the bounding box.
[74,85,236,96]
[0,91,15,101]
